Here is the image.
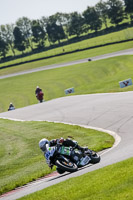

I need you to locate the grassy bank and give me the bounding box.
[19,157,133,200]
[1,26,133,69]
[0,40,132,198]
[0,55,133,112]
[0,119,114,194]
[0,40,133,77]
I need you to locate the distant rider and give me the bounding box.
[8,103,15,111]
[35,86,44,102]
[35,86,42,96]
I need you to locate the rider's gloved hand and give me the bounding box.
[48,159,54,169]
[59,137,64,144]
[49,163,54,169]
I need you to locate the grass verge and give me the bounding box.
[0,40,133,77]
[0,55,133,112]
[19,157,133,200]
[0,118,114,195]
[1,26,133,69]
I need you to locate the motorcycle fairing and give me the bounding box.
[79,155,91,166]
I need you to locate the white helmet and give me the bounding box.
[39,138,49,152]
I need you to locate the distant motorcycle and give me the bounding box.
[36,91,44,103]
[45,144,100,174]
[8,103,15,111]
[8,106,15,111]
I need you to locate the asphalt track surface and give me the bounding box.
[0,49,133,200]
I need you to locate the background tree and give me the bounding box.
[123,0,133,22]
[40,16,49,31]
[106,0,125,26]
[66,12,84,37]
[46,19,66,44]
[31,20,46,49]
[40,16,53,45]
[16,17,33,50]
[83,6,102,32]
[13,26,26,54]
[0,35,9,59]
[49,12,70,40]
[0,24,15,56]
[50,13,70,28]
[95,0,109,28]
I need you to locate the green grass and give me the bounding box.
[0,40,133,77]
[0,55,133,113]
[0,118,114,195]
[1,26,133,70]
[4,16,131,58]
[0,41,133,197]
[19,157,133,200]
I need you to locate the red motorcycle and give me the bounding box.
[36,91,44,103]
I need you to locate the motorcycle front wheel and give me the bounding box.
[89,151,101,164]
[55,159,78,173]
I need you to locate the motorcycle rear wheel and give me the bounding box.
[55,159,78,173]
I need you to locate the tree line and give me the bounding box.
[0,0,133,60]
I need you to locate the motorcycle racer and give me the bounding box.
[8,102,15,111]
[39,138,87,169]
[35,86,44,103]
[35,86,42,96]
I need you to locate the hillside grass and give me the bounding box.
[19,157,133,200]
[0,40,133,198]
[0,55,133,112]
[0,40,133,77]
[0,26,133,70]
[0,119,114,195]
